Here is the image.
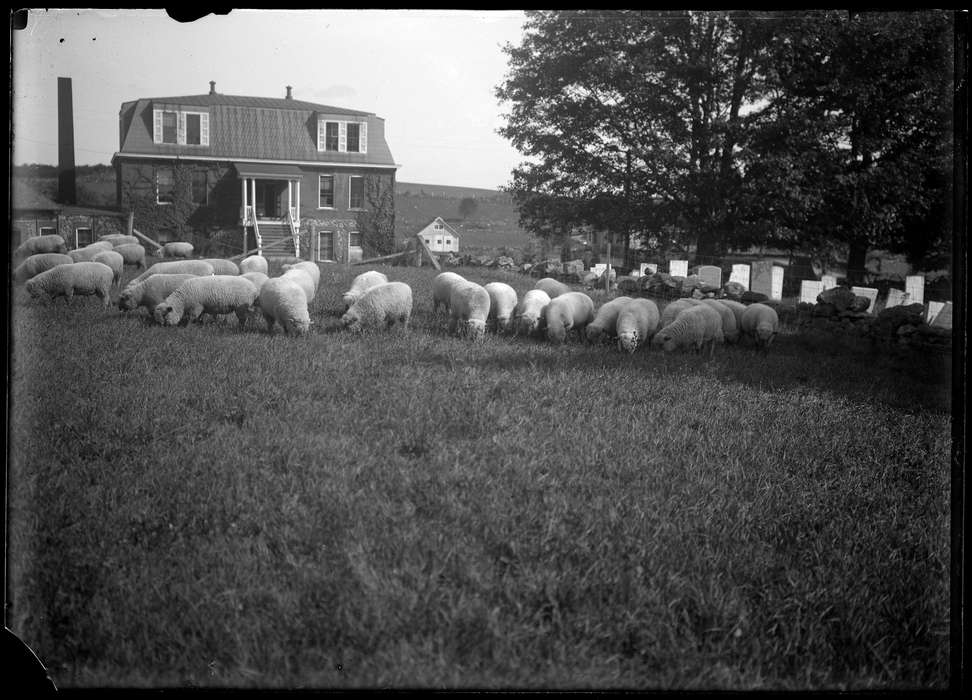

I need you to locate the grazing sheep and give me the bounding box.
[240,271,269,292]
[84,241,115,253]
[513,289,551,337]
[92,250,125,287]
[448,281,492,339]
[239,255,269,275]
[257,277,311,336]
[616,298,660,353]
[153,275,259,328]
[127,260,216,288]
[535,277,571,299]
[341,281,413,333]
[100,234,139,247]
[545,291,595,344]
[343,270,389,310]
[114,243,147,269]
[161,241,194,258]
[585,296,633,344]
[118,273,198,316]
[199,258,240,276]
[14,234,68,261]
[660,298,704,328]
[700,299,740,344]
[279,268,316,303]
[484,282,518,333]
[281,261,321,295]
[25,262,113,309]
[432,271,466,314]
[652,303,724,358]
[13,253,74,283]
[717,298,748,330]
[740,303,780,351]
[67,245,108,263]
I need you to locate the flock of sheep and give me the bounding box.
[13,232,780,354]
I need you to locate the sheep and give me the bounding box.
[25,261,114,309]
[651,303,724,359]
[160,241,194,258]
[342,270,389,310]
[341,281,413,333]
[279,268,316,304]
[127,260,216,288]
[535,277,571,299]
[92,250,125,288]
[99,234,139,247]
[448,281,492,339]
[281,261,321,295]
[585,296,633,344]
[117,273,197,317]
[153,275,259,329]
[240,271,270,293]
[659,298,704,328]
[616,298,660,353]
[513,289,551,337]
[200,258,241,276]
[257,276,311,336]
[83,241,115,253]
[545,291,595,344]
[239,255,269,275]
[114,243,147,269]
[484,282,518,333]
[14,234,68,262]
[432,271,466,314]
[13,253,74,283]
[67,245,108,263]
[717,298,748,330]
[700,299,740,344]
[740,303,780,351]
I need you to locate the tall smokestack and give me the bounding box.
[57,76,76,205]
[286,86,292,100]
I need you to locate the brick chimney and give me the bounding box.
[209,80,217,95]
[57,77,76,205]
[285,85,293,100]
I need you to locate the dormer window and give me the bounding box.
[317,117,368,154]
[153,106,209,146]
[162,111,177,144]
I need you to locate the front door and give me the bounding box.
[255,181,281,218]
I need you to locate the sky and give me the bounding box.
[10,8,529,190]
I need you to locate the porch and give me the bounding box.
[235,162,303,256]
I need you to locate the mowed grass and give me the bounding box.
[7,262,952,689]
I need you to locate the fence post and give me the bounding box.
[605,241,612,294]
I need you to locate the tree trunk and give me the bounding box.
[846,241,868,284]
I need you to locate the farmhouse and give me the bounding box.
[11,179,127,250]
[112,81,398,262]
[415,217,460,253]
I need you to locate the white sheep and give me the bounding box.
[341,281,413,333]
[114,243,147,269]
[257,276,311,336]
[240,271,270,292]
[281,261,321,294]
[161,241,194,258]
[239,255,269,275]
[740,303,780,351]
[700,299,740,343]
[616,298,660,353]
[342,270,389,310]
[585,296,633,344]
[67,245,108,263]
[199,258,240,276]
[92,250,125,288]
[448,281,492,340]
[153,275,259,328]
[484,282,518,333]
[100,234,139,247]
[84,241,115,253]
[513,289,551,337]
[717,298,748,330]
[25,261,113,309]
[535,277,571,299]
[652,303,724,358]
[432,271,466,314]
[13,253,74,283]
[279,268,316,303]
[127,260,216,288]
[14,234,68,261]
[118,273,198,317]
[545,291,595,344]
[659,298,703,328]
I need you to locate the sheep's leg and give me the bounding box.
[263,314,276,335]
[235,307,248,330]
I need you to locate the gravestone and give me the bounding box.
[771,266,784,300]
[750,260,774,298]
[669,260,688,278]
[906,275,925,305]
[885,288,908,309]
[926,301,946,324]
[801,280,825,305]
[592,263,607,276]
[930,301,952,329]
[851,286,879,314]
[697,265,722,289]
[639,262,658,276]
[821,275,837,290]
[729,264,750,290]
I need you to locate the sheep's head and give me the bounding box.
[585,324,604,344]
[618,330,639,354]
[287,316,310,336]
[25,279,40,299]
[117,289,137,311]
[653,331,676,353]
[341,292,356,310]
[756,326,776,346]
[154,304,179,326]
[516,315,537,337]
[341,310,361,332]
[546,322,567,344]
[467,319,486,341]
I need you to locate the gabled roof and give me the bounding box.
[416,216,461,238]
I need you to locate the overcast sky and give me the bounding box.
[11,8,528,190]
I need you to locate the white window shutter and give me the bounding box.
[200,113,209,146]
[177,112,186,145]
[317,118,324,151]
[338,122,347,152]
[153,109,162,143]
[359,121,367,154]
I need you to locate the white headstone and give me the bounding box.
[926,301,945,324]
[930,301,952,329]
[851,286,879,314]
[669,260,688,278]
[646,263,657,275]
[729,264,750,290]
[885,288,908,309]
[771,266,784,300]
[801,280,825,305]
[639,262,658,276]
[821,275,837,290]
[592,263,607,276]
[906,275,925,305]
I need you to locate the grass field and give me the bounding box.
[7,261,952,689]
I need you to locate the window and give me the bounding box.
[162,111,177,144]
[318,231,334,261]
[157,167,175,204]
[318,175,334,208]
[445,238,452,246]
[75,227,93,248]
[424,238,432,246]
[325,122,339,151]
[346,122,360,152]
[436,239,442,245]
[191,171,208,204]
[317,118,366,153]
[349,231,361,248]
[349,176,364,209]
[186,114,201,145]
[40,226,56,236]
[434,223,442,230]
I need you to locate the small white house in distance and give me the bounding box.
[416,216,460,253]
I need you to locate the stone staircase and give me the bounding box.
[258,222,298,256]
